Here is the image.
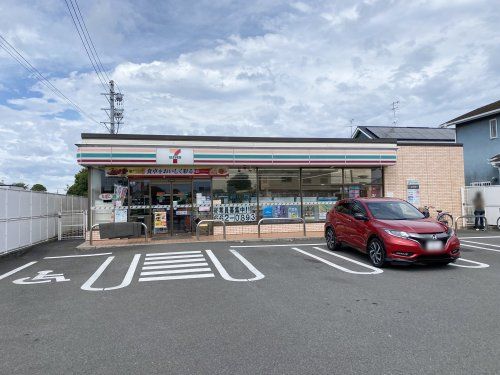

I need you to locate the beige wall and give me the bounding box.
[384,144,464,220]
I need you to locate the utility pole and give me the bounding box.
[101,80,124,134]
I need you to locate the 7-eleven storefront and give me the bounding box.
[78,133,397,237]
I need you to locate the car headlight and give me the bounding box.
[384,229,411,239]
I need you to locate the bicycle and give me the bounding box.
[420,206,454,227]
[497,216,500,231]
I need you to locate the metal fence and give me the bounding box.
[58,210,87,240]
[0,186,87,255]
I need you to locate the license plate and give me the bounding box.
[426,240,443,251]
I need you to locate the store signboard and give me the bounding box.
[407,179,420,207]
[157,148,194,165]
[105,167,228,177]
[213,204,256,222]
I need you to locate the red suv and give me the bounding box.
[324,198,460,267]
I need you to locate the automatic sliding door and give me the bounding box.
[172,182,192,235]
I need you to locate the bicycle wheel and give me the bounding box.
[497,217,500,231]
[438,213,453,227]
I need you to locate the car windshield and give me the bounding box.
[366,201,424,220]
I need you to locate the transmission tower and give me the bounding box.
[391,100,399,126]
[101,80,124,134]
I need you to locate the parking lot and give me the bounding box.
[1,233,500,375]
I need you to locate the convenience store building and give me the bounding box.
[77,133,464,237]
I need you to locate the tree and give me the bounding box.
[67,168,88,197]
[31,184,47,192]
[12,182,28,189]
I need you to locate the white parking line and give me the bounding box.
[142,262,209,270]
[44,253,112,259]
[81,254,141,291]
[144,258,207,265]
[459,236,500,239]
[145,251,201,256]
[460,242,500,253]
[449,258,490,269]
[292,247,383,275]
[206,250,265,281]
[461,240,500,248]
[139,273,215,282]
[313,247,384,273]
[140,268,212,276]
[143,254,204,261]
[230,243,326,248]
[0,262,37,281]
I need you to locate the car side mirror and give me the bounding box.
[353,213,368,221]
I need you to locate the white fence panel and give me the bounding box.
[0,186,87,255]
[462,186,500,227]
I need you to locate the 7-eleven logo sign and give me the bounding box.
[169,148,182,163]
[157,148,194,165]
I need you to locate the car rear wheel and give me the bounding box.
[368,238,386,268]
[326,227,341,251]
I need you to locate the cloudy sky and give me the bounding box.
[0,0,499,192]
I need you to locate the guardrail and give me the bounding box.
[89,222,148,245]
[257,217,306,238]
[454,215,488,232]
[196,219,226,240]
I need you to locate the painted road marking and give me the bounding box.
[206,250,265,282]
[140,268,212,276]
[0,262,37,281]
[461,239,500,248]
[230,243,326,248]
[142,254,204,260]
[449,258,490,269]
[142,262,209,270]
[81,254,141,291]
[144,258,207,265]
[460,242,500,253]
[459,236,500,239]
[139,274,215,282]
[139,251,214,282]
[44,253,112,259]
[292,247,383,275]
[13,270,70,284]
[145,251,201,256]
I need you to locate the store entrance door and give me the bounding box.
[171,182,192,236]
[150,181,193,237]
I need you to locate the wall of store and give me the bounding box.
[384,144,464,220]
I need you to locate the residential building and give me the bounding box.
[442,100,500,186]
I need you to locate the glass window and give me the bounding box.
[212,168,257,223]
[366,201,424,220]
[193,180,212,228]
[344,168,382,184]
[351,201,367,216]
[490,119,498,139]
[90,168,128,225]
[335,202,350,215]
[302,168,342,222]
[259,169,301,219]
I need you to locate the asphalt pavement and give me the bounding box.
[1,232,499,375]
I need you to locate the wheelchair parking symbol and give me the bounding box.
[13,270,70,285]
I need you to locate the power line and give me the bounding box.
[0,35,104,127]
[64,0,109,94]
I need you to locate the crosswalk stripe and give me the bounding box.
[142,262,209,270]
[138,273,215,282]
[145,251,201,256]
[140,268,212,276]
[144,254,204,261]
[144,258,207,265]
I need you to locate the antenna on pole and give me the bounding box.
[101,80,124,134]
[349,118,355,137]
[391,100,399,126]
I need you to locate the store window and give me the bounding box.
[212,168,257,223]
[258,169,301,219]
[90,168,128,224]
[343,168,383,199]
[192,180,212,228]
[301,168,343,221]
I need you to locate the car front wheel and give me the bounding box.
[326,227,341,251]
[368,238,386,268]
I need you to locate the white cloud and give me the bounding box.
[0,0,499,191]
